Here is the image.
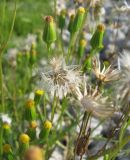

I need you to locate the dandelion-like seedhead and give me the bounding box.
[116,52,130,107]
[39,57,82,99]
[92,55,120,82]
[75,78,116,119]
[118,51,130,69]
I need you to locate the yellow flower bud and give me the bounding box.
[3,144,12,153]
[78,39,87,58]
[72,7,86,33]
[26,99,35,109]
[90,23,105,50]
[30,121,38,129]
[25,99,37,121]
[19,134,30,144]
[78,7,85,14]
[43,120,52,130]
[80,39,87,47]
[35,90,44,96]
[3,123,10,130]
[97,24,105,32]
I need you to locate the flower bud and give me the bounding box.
[78,39,87,58]
[39,120,52,141]
[72,7,85,33]
[29,42,37,66]
[19,133,30,153]
[3,144,13,160]
[24,146,43,160]
[27,121,38,140]
[68,14,75,33]
[82,55,92,73]
[25,99,37,121]
[43,16,57,45]
[90,24,105,50]
[3,123,11,141]
[58,9,66,30]
[3,144,12,153]
[34,89,44,104]
[17,52,23,64]
[19,133,30,144]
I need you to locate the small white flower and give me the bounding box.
[92,55,120,82]
[0,114,12,125]
[39,57,82,99]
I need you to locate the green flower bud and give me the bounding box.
[78,39,87,58]
[72,7,85,33]
[82,55,92,73]
[3,144,12,154]
[90,24,105,50]
[58,9,66,30]
[34,89,44,104]
[17,52,23,64]
[2,123,11,142]
[27,121,37,140]
[25,99,37,121]
[68,14,75,33]
[43,16,57,45]
[3,144,13,160]
[39,120,52,141]
[29,43,37,66]
[19,133,30,153]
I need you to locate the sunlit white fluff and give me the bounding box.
[39,57,82,99]
[24,34,37,51]
[115,0,130,13]
[0,114,12,125]
[118,51,130,69]
[92,55,120,82]
[116,52,130,107]
[74,78,116,119]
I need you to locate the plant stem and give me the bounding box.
[0,126,3,159]
[0,0,17,112]
[66,33,76,62]
[51,94,58,122]
[0,55,4,112]
[54,0,57,19]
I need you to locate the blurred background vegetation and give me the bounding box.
[0,0,52,48]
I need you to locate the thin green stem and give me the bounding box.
[36,105,44,123]
[0,0,17,113]
[54,0,57,19]
[0,56,4,112]
[66,33,76,62]
[51,94,58,122]
[0,126,3,159]
[0,0,17,55]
